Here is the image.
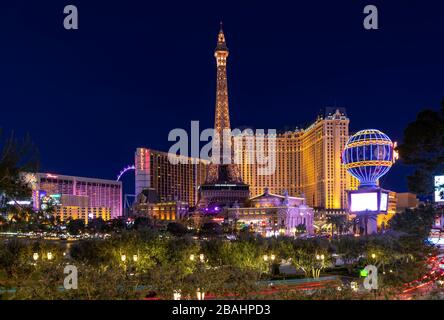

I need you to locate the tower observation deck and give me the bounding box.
[197,24,250,210]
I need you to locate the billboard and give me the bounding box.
[350,193,378,212]
[435,176,444,203]
[349,189,389,213]
[379,192,388,211]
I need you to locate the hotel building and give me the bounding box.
[54,206,111,225]
[134,27,359,213]
[135,110,358,212]
[225,188,314,237]
[235,108,359,210]
[376,191,397,230]
[30,173,122,219]
[135,148,208,206]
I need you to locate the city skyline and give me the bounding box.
[1,1,443,304]
[1,1,444,196]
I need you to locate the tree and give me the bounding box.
[332,236,365,274]
[279,238,331,278]
[166,222,187,237]
[70,239,113,265]
[106,218,126,232]
[200,222,222,238]
[67,219,85,235]
[326,215,348,236]
[389,204,436,240]
[0,131,39,201]
[397,100,444,195]
[87,218,105,233]
[134,216,153,231]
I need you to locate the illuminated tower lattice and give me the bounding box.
[205,23,243,185]
[198,24,249,210]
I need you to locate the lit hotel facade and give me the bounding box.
[135,109,358,211]
[135,148,208,206]
[236,108,359,210]
[30,173,122,219]
[134,26,359,212]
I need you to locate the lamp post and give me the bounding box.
[121,254,127,274]
[47,252,53,260]
[173,290,182,300]
[196,288,205,300]
[263,254,276,275]
[314,253,325,278]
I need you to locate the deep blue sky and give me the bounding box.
[1,0,443,195]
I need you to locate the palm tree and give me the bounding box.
[326,215,347,237]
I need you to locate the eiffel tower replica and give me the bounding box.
[197,24,250,212]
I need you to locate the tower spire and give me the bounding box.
[215,22,228,53]
[205,24,242,184]
[197,24,249,210]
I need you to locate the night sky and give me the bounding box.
[1,0,443,196]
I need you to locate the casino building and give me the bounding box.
[135,148,208,205]
[235,108,359,210]
[134,26,358,215]
[27,172,122,220]
[225,188,314,236]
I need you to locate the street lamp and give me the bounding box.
[350,282,358,292]
[133,254,138,262]
[189,254,195,261]
[196,288,205,300]
[316,254,325,262]
[199,254,205,263]
[121,254,126,262]
[371,253,376,259]
[263,255,269,262]
[173,290,181,300]
[270,254,276,261]
[47,252,53,260]
[33,252,39,261]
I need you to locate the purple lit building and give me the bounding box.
[29,173,122,219]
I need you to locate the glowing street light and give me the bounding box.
[316,254,325,261]
[263,255,269,262]
[133,254,138,262]
[270,254,276,261]
[121,254,126,262]
[196,288,205,300]
[33,253,39,261]
[173,290,181,300]
[371,253,376,259]
[199,254,205,263]
[47,252,53,260]
[189,254,195,261]
[350,282,358,292]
